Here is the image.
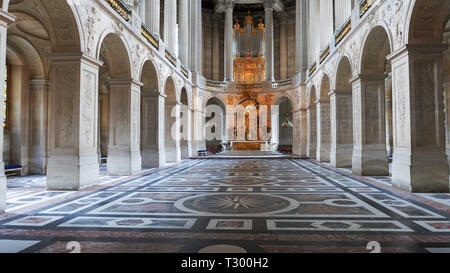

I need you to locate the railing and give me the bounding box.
[308,62,317,77]
[272,79,293,89]
[206,80,227,89]
[106,0,131,21]
[335,19,351,46]
[320,46,330,64]
[141,24,159,50]
[236,83,263,90]
[360,0,373,18]
[165,49,177,66]
[180,64,189,79]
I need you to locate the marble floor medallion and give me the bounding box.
[175,193,297,216]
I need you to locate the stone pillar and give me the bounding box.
[316,99,331,162]
[164,0,177,53]
[28,79,49,174]
[445,82,450,166]
[307,106,317,159]
[191,89,205,152]
[0,10,15,212]
[385,73,393,156]
[296,0,307,79]
[224,1,234,82]
[147,0,160,36]
[165,101,181,163]
[329,89,353,167]
[47,54,101,190]
[139,0,146,23]
[189,0,202,75]
[351,74,389,176]
[180,105,191,159]
[141,92,165,168]
[389,45,449,193]
[279,13,288,80]
[178,0,189,65]
[212,15,220,81]
[264,0,275,82]
[293,108,308,157]
[107,79,142,176]
[271,105,279,148]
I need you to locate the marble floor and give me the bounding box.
[0,159,449,253]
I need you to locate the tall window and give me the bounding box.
[3,65,8,128]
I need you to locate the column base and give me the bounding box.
[316,145,331,162]
[352,147,389,176]
[165,145,180,163]
[107,149,142,176]
[142,147,165,168]
[180,141,189,159]
[0,173,5,213]
[47,154,99,190]
[392,152,449,193]
[330,144,353,168]
[28,148,47,175]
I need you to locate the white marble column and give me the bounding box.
[107,79,142,176]
[47,54,102,190]
[351,74,389,176]
[178,0,189,65]
[264,0,275,82]
[0,10,15,212]
[334,0,352,29]
[307,106,317,159]
[212,15,221,81]
[319,0,333,49]
[271,105,279,149]
[389,45,449,193]
[316,99,331,162]
[164,0,177,53]
[296,0,307,79]
[28,79,49,174]
[293,108,308,157]
[165,101,181,163]
[139,0,146,23]
[279,13,288,80]
[224,1,234,82]
[141,92,165,168]
[189,0,202,75]
[147,0,160,36]
[180,104,191,159]
[329,89,353,167]
[385,73,393,156]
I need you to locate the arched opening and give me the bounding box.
[392,0,449,192]
[180,87,189,159]
[164,77,179,163]
[272,96,293,154]
[354,26,391,176]
[331,56,353,168]
[317,74,331,162]
[205,97,226,154]
[307,87,317,159]
[98,33,139,176]
[140,60,160,168]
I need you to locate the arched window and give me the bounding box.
[3,65,8,128]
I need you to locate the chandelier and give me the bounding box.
[281,113,293,128]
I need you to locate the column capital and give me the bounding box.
[223,0,235,10]
[264,0,277,10]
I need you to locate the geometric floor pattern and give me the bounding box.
[0,159,449,253]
